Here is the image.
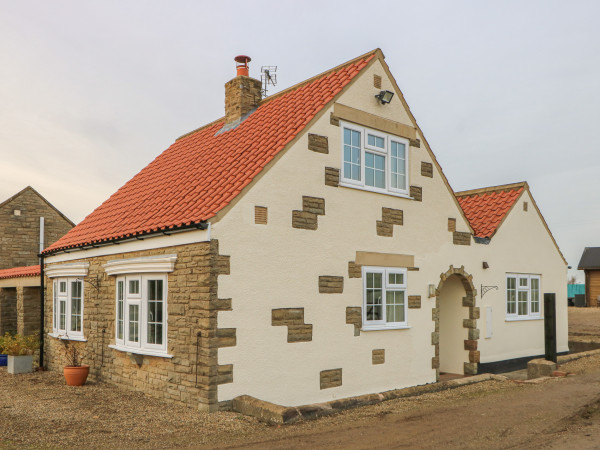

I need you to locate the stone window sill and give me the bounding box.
[505,316,543,322]
[108,344,173,358]
[48,332,87,342]
[361,325,412,331]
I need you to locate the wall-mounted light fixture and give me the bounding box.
[375,90,394,104]
[482,261,489,269]
[428,284,436,298]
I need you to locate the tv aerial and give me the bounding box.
[261,66,277,97]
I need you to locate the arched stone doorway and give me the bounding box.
[433,266,479,380]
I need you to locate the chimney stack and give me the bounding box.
[224,55,262,126]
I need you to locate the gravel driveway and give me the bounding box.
[2,354,600,449]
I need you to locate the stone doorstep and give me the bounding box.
[231,373,506,425]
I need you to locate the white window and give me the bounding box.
[506,274,541,319]
[52,278,84,338]
[104,254,176,357]
[115,274,168,353]
[340,122,410,196]
[362,267,408,330]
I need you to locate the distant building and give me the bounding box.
[578,248,600,307]
[567,284,585,299]
[0,187,74,335]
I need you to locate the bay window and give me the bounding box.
[104,254,176,357]
[341,122,409,196]
[46,262,89,341]
[115,274,167,353]
[52,278,84,338]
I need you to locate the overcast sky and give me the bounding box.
[1,1,598,281]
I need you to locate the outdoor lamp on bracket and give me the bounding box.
[375,90,394,104]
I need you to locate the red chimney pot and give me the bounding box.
[234,55,251,77]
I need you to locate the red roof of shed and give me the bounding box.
[0,265,40,280]
[44,51,376,254]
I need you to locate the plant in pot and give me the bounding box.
[0,333,7,367]
[1,332,39,374]
[62,339,89,386]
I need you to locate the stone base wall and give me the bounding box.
[44,240,230,411]
[0,287,17,334]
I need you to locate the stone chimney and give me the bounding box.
[224,55,262,126]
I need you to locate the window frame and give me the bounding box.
[115,274,168,354]
[52,277,84,339]
[506,273,542,320]
[340,121,411,197]
[362,266,409,330]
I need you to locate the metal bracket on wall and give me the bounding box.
[480,285,498,298]
[82,276,100,292]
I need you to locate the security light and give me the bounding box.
[375,90,394,104]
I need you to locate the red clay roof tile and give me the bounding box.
[456,185,525,238]
[0,265,40,280]
[44,52,375,253]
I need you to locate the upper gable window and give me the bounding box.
[340,122,409,196]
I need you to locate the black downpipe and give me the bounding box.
[195,331,201,388]
[39,253,45,369]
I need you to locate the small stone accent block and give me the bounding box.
[464,339,478,351]
[448,218,456,232]
[319,276,344,294]
[453,231,471,245]
[372,349,385,365]
[348,261,362,278]
[382,208,403,225]
[325,167,340,187]
[272,308,313,343]
[409,138,421,148]
[408,295,421,309]
[377,207,403,237]
[303,196,325,215]
[346,307,362,336]
[308,134,329,154]
[292,196,325,230]
[320,368,342,389]
[421,162,433,178]
[410,186,422,202]
[216,328,237,348]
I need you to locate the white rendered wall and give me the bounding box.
[211,58,568,406]
[473,190,568,362]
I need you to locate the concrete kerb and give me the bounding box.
[232,373,506,424]
[557,348,600,364]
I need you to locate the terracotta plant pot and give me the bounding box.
[64,365,90,386]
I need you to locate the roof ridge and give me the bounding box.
[175,48,379,142]
[257,48,379,104]
[43,50,376,255]
[0,186,75,226]
[455,181,528,197]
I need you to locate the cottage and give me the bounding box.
[41,49,567,411]
[577,247,600,307]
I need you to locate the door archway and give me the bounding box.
[433,265,479,380]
